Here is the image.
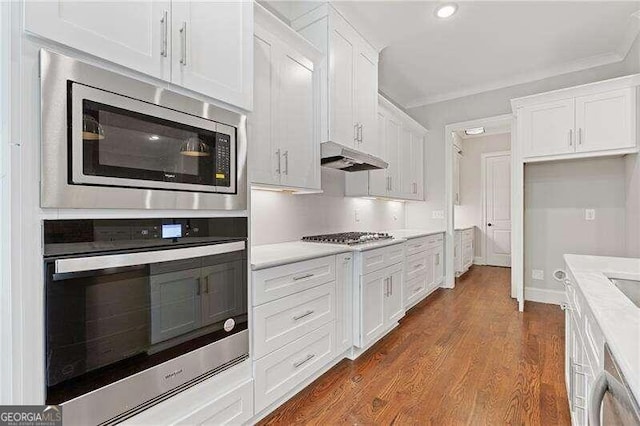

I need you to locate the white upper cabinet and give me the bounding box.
[513,77,639,161]
[520,99,575,158]
[25,1,172,80]
[575,88,636,153]
[171,1,253,110]
[26,1,253,110]
[346,95,427,201]
[293,4,379,157]
[249,4,321,191]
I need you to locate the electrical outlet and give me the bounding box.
[354,209,360,222]
[585,209,595,221]
[532,269,544,280]
[432,210,444,219]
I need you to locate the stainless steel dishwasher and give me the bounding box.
[589,344,640,425]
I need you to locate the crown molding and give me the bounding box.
[405,10,640,109]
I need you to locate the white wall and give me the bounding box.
[251,168,405,245]
[455,132,511,259]
[524,157,628,292]
[625,153,640,257]
[404,34,640,229]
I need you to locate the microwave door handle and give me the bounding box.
[54,241,246,274]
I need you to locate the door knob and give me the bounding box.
[487,223,493,226]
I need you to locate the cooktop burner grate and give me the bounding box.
[302,232,393,245]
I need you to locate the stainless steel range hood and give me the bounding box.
[320,141,388,172]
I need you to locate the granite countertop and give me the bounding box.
[387,228,445,240]
[564,254,640,402]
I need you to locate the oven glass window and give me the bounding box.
[45,251,247,405]
[80,99,232,189]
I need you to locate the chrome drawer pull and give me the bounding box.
[414,264,423,269]
[293,353,315,368]
[293,310,314,321]
[292,273,314,281]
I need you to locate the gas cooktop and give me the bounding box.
[302,232,393,246]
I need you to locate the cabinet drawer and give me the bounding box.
[426,233,444,249]
[253,256,336,305]
[406,251,428,282]
[253,282,335,359]
[405,274,427,306]
[254,322,334,413]
[176,380,254,426]
[406,237,429,256]
[362,243,405,275]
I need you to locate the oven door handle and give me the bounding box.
[55,241,246,274]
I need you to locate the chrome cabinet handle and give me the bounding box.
[292,273,314,281]
[389,276,393,295]
[568,129,573,147]
[414,264,423,269]
[578,128,582,145]
[344,256,351,261]
[160,10,168,57]
[293,353,315,368]
[203,276,209,294]
[390,176,393,191]
[359,124,363,143]
[436,253,440,265]
[275,149,281,174]
[179,21,187,65]
[384,278,389,297]
[293,310,314,321]
[196,277,201,296]
[283,150,289,175]
[354,123,358,143]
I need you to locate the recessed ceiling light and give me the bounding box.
[149,135,160,140]
[435,3,458,19]
[464,127,485,136]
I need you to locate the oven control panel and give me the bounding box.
[214,133,231,188]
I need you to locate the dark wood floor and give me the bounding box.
[259,266,570,425]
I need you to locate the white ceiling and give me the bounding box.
[264,1,640,109]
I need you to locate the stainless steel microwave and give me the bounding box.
[40,50,247,210]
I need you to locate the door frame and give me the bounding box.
[444,113,522,310]
[481,150,511,269]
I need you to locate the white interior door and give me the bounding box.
[484,153,511,267]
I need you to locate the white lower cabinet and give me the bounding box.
[403,234,444,309]
[454,228,474,277]
[254,322,334,413]
[335,253,354,354]
[355,244,406,348]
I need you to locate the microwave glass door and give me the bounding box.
[71,83,236,194]
[45,248,247,405]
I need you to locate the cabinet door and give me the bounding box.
[150,269,202,344]
[369,109,389,197]
[335,253,353,354]
[359,268,386,346]
[432,244,444,287]
[399,127,414,198]
[329,19,356,148]
[384,265,404,325]
[575,88,636,153]
[279,46,318,189]
[453,152,462,205]
[386,116,402,196]
[201,261,244,327]
[250,28,280,186]
[412,132,425,200]
[25,1,170,80]
[172,1,252,110]
[355,48,379,156]
[520,99,575,158]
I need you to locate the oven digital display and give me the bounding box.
[162,224,182,239]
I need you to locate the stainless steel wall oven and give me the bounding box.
[43,217,248,425]
[40,49,247,210]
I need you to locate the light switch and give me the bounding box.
[354,209,360,222]
[432,210,444,219]
[585,209,595,221]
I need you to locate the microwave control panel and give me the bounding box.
[214,133,232,188]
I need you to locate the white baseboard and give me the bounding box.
[524,287,566,305]
[473,257,485,265]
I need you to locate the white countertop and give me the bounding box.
[387,228,445,240]
[251,238,408,270]
[454,225,474,231]
[564,254,640,401]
